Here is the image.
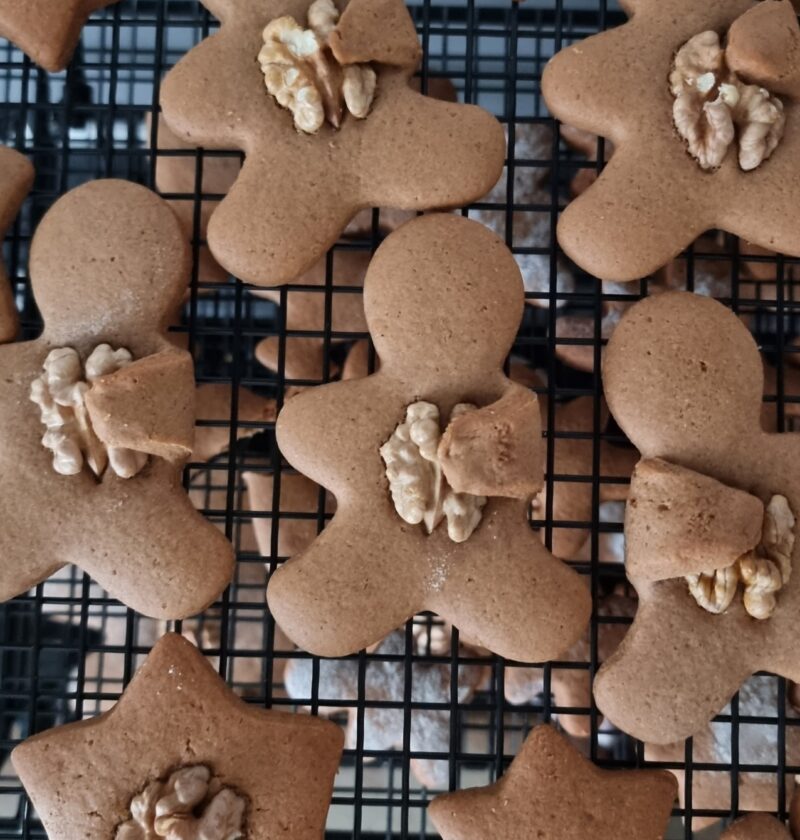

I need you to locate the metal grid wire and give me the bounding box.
[1,1,800,838]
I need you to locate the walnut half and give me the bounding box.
[686,494,795,620]
[258,0,377,134]
[115,765,247,840]
[670,30,786,172]
[30,345,149,480]
[380,401,487,543]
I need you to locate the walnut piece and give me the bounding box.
[670,30,786,172]
[258,0,377,134]
[380,401,487,543]
[30,345,149,480]
[115,765,247,840]
[686,494,795,620]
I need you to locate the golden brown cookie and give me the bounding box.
[428,724,677,839]
[0,0,119,72]
[0,180,233,618]
[268,213,590,661]
[160,0,505,286]
[12,633,343,839]
[542,1,800,282]
[596,290,800,743]
[722,813,793,839]
[0,147,33,344]
[285,628,484,789]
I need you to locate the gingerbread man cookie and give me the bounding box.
[596,290,800,743]
[0,180,233,618]
[12,633,343,839]
[160,0,505,287]
[268,213,591,661]
[542,0,800,282]
[285,628,484,789]
[428,724,677,839]
[0,0,120,72]
[0,147,33,344]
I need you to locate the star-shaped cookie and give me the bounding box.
[0,0,120,72]
[160,0,505,286]
[542,0,800,282]
[268,213,591,662]
[0,146,33,343]
[428,724,677,839]
[12,633,343,839]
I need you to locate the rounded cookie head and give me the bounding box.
[365,213,524,379]
[603,291,763,462]
[30,180,189,346]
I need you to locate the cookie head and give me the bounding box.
[364,213,524,376]
[603,291,763,460]
[30,180,189,340]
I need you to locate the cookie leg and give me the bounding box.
[207,152,358,287]
[557,151,710,282]
[79,465,235,620]
[358,79,505,213]
[430,516,591,664]
[267,520,422,657]
[593,583,752,743]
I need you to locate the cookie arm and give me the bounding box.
[542,24,646,139]
[84,350,195,463]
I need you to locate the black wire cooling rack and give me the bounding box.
[2,1,800,838]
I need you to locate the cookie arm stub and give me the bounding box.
[84,350,195,463]
[437,384,543,500]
